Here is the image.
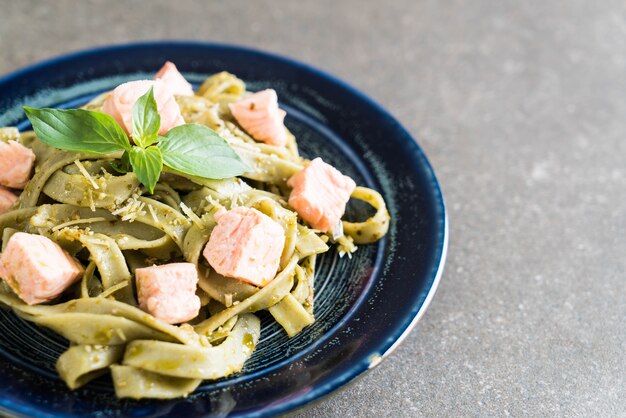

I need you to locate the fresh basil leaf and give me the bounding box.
[132,87,160,148]
[158,124,248,179]
[24,107,130,154]
[129,146,163,194]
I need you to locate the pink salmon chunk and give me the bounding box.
[136,263,201,324]
[203,207,285,287]
[154,61,194,96]
[101,79,185,136]
[0,186,17,214]
[0,140,36,189]
[287,157,356,232]
[228,89,288,146]
[0,232,84,305]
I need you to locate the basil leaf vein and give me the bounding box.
[158,123,248,179]
[129,146,163,193]
[132,87,160,148]
[24,107,130,154]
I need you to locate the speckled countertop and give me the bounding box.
[1,1,624,416]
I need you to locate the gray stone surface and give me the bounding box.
[1,1,625,416]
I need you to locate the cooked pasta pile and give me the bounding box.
[0,71,389,399]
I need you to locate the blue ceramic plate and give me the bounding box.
[0,42,447,417]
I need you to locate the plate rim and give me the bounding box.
[0,40,448,417]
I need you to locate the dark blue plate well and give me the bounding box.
[0,42,447,417]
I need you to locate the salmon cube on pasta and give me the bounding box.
[0,140,36,189]
[203,207,285,287]
[136,263,201,324]
[0,232,84,305]
[0,186,17,214]
[228,89,288,146]
[154,61,194,97]
[287,158,356,232]
[101,79,185,136]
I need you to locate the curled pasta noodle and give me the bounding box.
[14,150,123,209]
[198,266,258,306]
[0,292,198,345]
[57,345,125,389]
[343,186,391,244]
[123,314,260,379]
[268,293,314,337]
[0,70,391,399]
[195,255,298,335]
[80,261,100,298]
[195,71,246,103]
[16,312,173,345]
[111,365,202,399]
[75,233,135,304]
[43,169,140,210]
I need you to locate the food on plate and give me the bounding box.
[154,61,194,97]
[0,232,84,304]
[228,89,288,146]
[0,63,390,399]
[288,157,357,232]
[102,79,185,135]
[0,187,17,213]
[0,139,36,189]
[136,263,201,324]
[204,206,286,287]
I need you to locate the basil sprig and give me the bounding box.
[131,87,160,148]
[24,87,248,193]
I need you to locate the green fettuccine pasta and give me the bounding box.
[0,70,390,400]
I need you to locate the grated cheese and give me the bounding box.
[74,160,99,190]
[87,188,95,212]
[147,204,159,223]
[51,217,107,232]
[179,202,204,229]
